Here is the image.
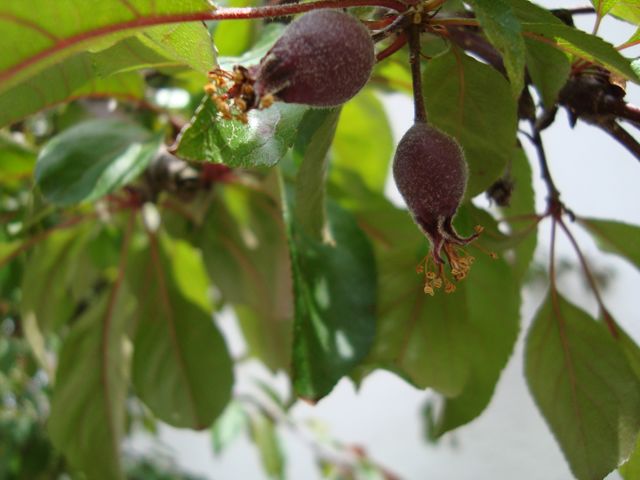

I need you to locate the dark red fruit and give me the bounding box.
[393,122,481,294]
[253,9,375,107]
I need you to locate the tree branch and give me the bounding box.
[593,119,640,162]
[526,121,561,205]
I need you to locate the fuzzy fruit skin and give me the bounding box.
[254,10,375,107]
[393,122,467,233]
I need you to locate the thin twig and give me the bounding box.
[527,120,561,203]
[594,119,640,162]
[550,218,559,293]
[558,7,596,15]
[557,218,618,337]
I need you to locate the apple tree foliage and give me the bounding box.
[1,0,640,479]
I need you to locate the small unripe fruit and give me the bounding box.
[254,9,375,107]
[393,122,467,230]
[393,122,481,295]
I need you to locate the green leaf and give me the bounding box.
[211,401,248,454]
[468,0,526,97]
[175,24,308,168]
[129,233,233,429]
[610,3,640,24]
[616,323,640,479]
[213,0,255,57]
[91,37,196,78]
[578,217,640,269]
[591,0,640,24]
[247,410,285,479]
[0,0,213,93]
[176,98,308,167]
[524,37,571,109]
[0,63,144,128]
[352,196,470,395]
[522,22,638,81]
[331,89,393,193]
[423,50,518,196]
[353,194,520,420]
[525,292,640,480]
[626,27,640,48]
[0,133,36,183]
[621,436,640,479]
[371,58,413,94]
[35,118,161,206]
[512,0,639,78]
[49,288,132,480]
[218,23,285,70]
[426,249,520,434]
[374,250,472,395]
[591,0,619,17]
[284,192,377,400]
[510,0,573,24]
[196,183,293,372]
[617,327,640,381]
[293,108,341,240]
[0,22,214,128]
[21,225,96,333]
[139,22,215,74]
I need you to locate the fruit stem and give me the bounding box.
[408,23,427,123]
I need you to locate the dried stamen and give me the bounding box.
[415,222,495,295]
[205,66,258,123]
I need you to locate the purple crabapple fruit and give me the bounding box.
[393,121,484,295]
[205,10,375,121]
[253,9,375,107]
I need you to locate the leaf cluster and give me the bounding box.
[1,1,640,479]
